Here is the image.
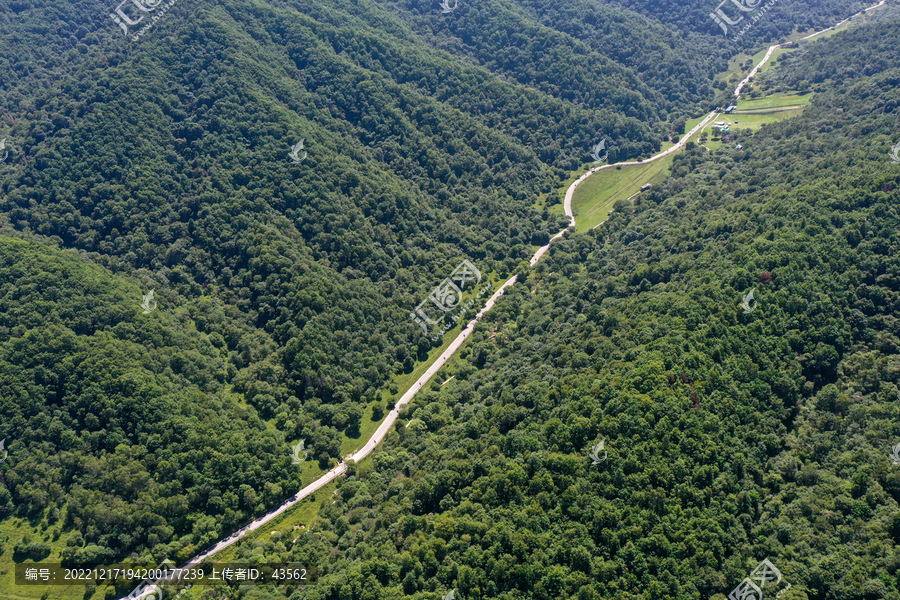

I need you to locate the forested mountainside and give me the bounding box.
[0,0,725,568]
[0,0,896,598]
[264,20,900,600]
[0,236,307,563]
[610,0,876,43]
[756,13,900,94]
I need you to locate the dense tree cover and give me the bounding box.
[0,0,892,593]
[753,11,900,96]
[0,0,703,431]
[0,235,348,564]
[213,20,900,600]
[610,0,877,47]
[367,0,721,120]
[0,0,732,567]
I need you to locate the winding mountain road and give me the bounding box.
[127,87,743,600]
[123,3,889,596]
[733,0,887,98]
[563,111,719,226]
[135,110,719,596]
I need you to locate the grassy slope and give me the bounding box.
[569,30,822,235]
[571,157,674,233]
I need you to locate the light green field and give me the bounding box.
[571,154,674,233]
[731,108,805,129]
[573,32,818,234]
[568,112,709,232]
[734,93,812,111]
[684,115,705,135]
[702,91,811,151]
[758,47,793,75]
[700,104,804,153]
[0,518,87,600]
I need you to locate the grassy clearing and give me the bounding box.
[757,47,793,76]
[574,45,814,235]
[0,517,85,600]
[684,115,704,132]
[718,51,753,90]
[564,115,708,233]
[571,155,674,233]
[734,92,812,111]
[570,111,720,233]
[730,109,805,131]
[702,91,810,151]
[210,482,335,565]
[703,105,804,152]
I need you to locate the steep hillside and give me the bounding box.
[0,234,308,565]
[0,1,896,599]
[262,19,900,600]
[0,0,726,572]
[610,0,876,43]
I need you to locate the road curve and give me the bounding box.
[122,110,718,600]
[733,0,886,98]
[121,3,887,593]
[564,110,719,225]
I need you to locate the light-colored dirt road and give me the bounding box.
[563,111,719,224]
[123,3,888,595]
[124,110,718,599]
[733,0,886,98]
[800,0,885,40]
[734,44,780,97]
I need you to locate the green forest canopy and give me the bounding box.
[0,1,897,600]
